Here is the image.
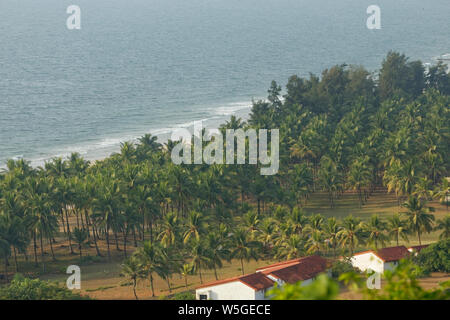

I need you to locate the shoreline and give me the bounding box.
[1,101,253,169]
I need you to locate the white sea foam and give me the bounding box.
[5,100,255,169]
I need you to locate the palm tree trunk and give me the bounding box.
[13,247,18,272]
[418,229,422,245]
[240,258,245,275]
[132,228,138,247]
[49,236,56,261]
[133,279,138,300]
[84,210,91,239]
[40,232,46,273]
[198,266,203,283]
[113,230,121,251]
[4,257,8,282]
[106,228,111,261]
[214,266,218,280]
[150,273,155,297]
[92,224,102,257]
[33,230,38,266]
[123,229,128,258]
[64,209,74,254]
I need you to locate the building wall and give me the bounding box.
[196,281,260,300]
[350,252,385,273]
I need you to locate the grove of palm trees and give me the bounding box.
[0,51,449,299]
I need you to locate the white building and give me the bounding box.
[350,246,410,274]
[195,256,329,300]
[195,273,274,300]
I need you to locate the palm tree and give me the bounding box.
[402,196,435,245]
[230,228,260,275]
[287,207,309,236]
[347,157,372,208]
[258,218,278,257]
[121,257,146,300]
[135,241,161,297]
[275,234,305,260]
[72,227,89,261]
[435,215,450,240]
[183,211,205,244]
[306,230,324,255]
[206,232,230,280]
[180,263,194,288]
[434,178,449,211]
[190,239,211,284]
[365,215,389,249]
[387,214,409,246]
[0,216,12,281]
[337,215,366,256]
[323,217,341,257]
[158,212,179,247]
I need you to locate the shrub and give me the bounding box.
[414,239,450,273]
[0,274,89,300]
[171,291,195,300]
[330,259,360,279]
[269,274,340,300]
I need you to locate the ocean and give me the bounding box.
[0,0,449,167]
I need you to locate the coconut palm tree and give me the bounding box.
[347,157,372,208]
[365,215,389,249]
[435,215,450,240]
[134,241,161,297]
[323,217,341,257]
[434,178,449,211]
[158,211,179,247]
[72,227,89,261]
[387,214,409,246]
[190,239,211,284]
[179,263,194,288]
[183,211,205,244]
[230,228,260,275]
[275,234,305,260]
[337,215,366,255]
[402,196,435,245]
[206,232,230,280]
[121,257,146,300]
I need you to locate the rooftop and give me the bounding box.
[196,255,329,290]
[196,272,274,291]
[354,246,410,262]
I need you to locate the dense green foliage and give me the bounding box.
[330,259,359,279]
[269,274,340,300]
[0,52,448,297]
[339,259,450,300]
[270,260,450,300]
[0,273,87,300]
[171,291,195,300]
[414,239,450,273]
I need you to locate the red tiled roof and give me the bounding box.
[375,246,410,262]
[238,273,275,291]
[196,272,274,291]
[354,246,410,262]
[267,256,328,283]
[256,258,303,272]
